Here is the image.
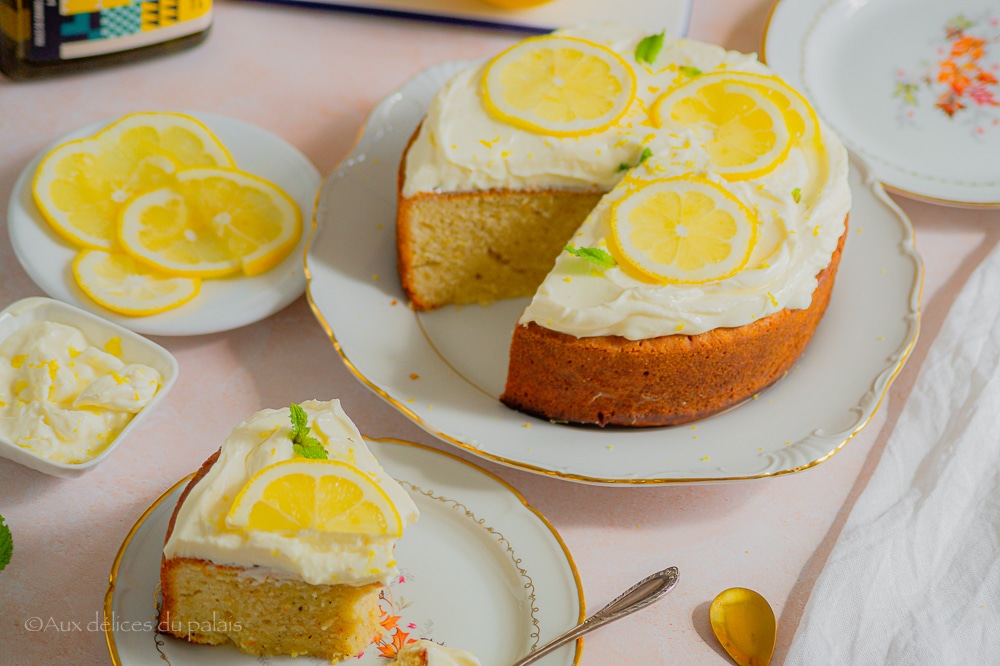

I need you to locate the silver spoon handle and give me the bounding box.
[510,566,679,666]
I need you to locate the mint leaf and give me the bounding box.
[288,403,327,460]
[679,65,702,78]
[635,31,665,66]
[0,514,12,572]
[565,245,617,269]
[791,187,802,204]
[618,146,654,172]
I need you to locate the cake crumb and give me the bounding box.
[391,299,398,306]
[406,398,415,403]
[376,223,383,230]
[857,227,863,233]
[877,336,884,341]
[372,274,380,281]
[409,373,419,380]
[606,444,614,450]
[700,455,710,461]
[785,441,791,446]
[523,423,532,428]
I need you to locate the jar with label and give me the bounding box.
[0,0,211,79]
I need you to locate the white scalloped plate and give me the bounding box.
[105,438,584,665]
[764,0,1000,207]
[305,61,923,485]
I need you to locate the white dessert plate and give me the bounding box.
[248,0,691,36]
[763,0,1000,207]
[306,61,923,485]
[0,297,178,478]
[7,112,321,336]
[105,438,584,665]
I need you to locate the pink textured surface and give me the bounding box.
[1,0,998,663]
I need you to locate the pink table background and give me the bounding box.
[1,0,997,663]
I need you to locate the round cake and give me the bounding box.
[396,23,852,427]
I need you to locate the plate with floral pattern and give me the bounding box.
[764,0,1000,207]
[104,438,584,665]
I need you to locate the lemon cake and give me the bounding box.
[159,400,419,660]
[396,23,851,426]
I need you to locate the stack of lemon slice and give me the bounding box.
[32,112,302,316]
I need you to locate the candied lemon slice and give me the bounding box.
[32,112,234,251]
[481,35,636,137]
[118,167,301,278]
[226,459,403,536]
[651,78,792,180]
[72,249,200,316]
[608,176,757,284]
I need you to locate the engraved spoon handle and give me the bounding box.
[510,566,679,666]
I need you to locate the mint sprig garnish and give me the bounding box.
[0,514,12,572]
[792,187,802,203]
[565,245,617,269]
[635,31,665,66]
[679,65,702,78]
[289,403,327,459]
[617,146,654,172]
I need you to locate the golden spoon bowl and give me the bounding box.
[710,587,776,666]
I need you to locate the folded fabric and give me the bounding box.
[785,242,1000,664]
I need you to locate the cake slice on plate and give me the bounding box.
[159,399,418,661]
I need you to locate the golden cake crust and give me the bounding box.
[500,224,848,427]
[158,450,382,661]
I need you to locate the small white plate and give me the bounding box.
[104,438,584,666]
[764,0,1000,207]
[306,61,923,485]
[0,297,178,477]
[7,112,321,336]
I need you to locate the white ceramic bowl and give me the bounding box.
[0,297,178,478]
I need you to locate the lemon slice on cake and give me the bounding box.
[651,77,792,181]
[118,167,302,278]
[226,459,403,536]
[481,35,636,136]
[72,249,200,316]
[32,112,234,250]
[608,176,757,284]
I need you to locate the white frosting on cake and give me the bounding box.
[392,640,482,666]
[163,400,419,586]
[402,23,851,338]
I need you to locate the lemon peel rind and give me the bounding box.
[480,35,638,138]
[608,175,759,285]
[226,458,403,537]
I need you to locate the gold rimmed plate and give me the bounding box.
[305,61,922,485]
[104,438,583,665]
[763,0,1000,208]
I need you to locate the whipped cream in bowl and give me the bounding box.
[0,297,178,477]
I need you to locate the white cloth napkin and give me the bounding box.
[784,244,1000,664]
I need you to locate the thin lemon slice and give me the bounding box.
[651,78,792,180]
[226,459,403,536]
[481,35,636,137]
[32,140,179,250]
[608,176,757,284]
[118,167,301,278]
[32,112,234,251]
[72,249,200,316]
[96,111,235,169]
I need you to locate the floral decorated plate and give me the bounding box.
[104,438,584,665]
[764,0,1000,207]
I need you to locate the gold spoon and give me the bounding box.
[710,587,776,666]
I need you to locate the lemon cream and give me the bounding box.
[402,23,851,338]
[0,321,162,463]
[163,400,419,586]
[391,640,483,666]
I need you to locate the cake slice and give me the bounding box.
[159,400,418,661]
